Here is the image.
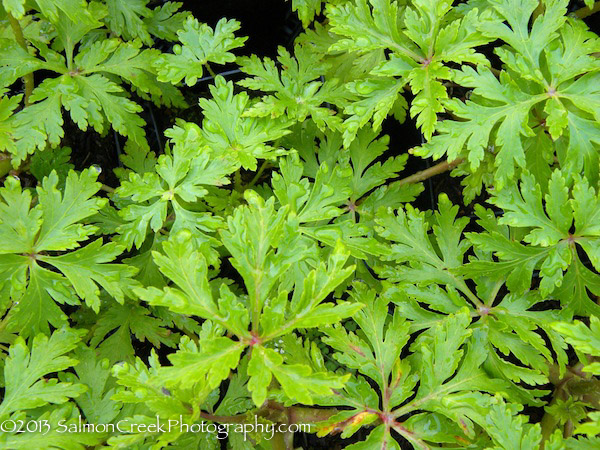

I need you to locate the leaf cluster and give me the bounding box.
[0,1,599,449]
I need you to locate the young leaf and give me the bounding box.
[483,397,542,449]
[238,44,348,132]
[116,122,236,250]
[198,76,291,170]
[156,16,247,86]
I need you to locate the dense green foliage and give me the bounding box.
[0,0,599,448]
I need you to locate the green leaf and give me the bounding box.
[2,0,26,19]
[0,93,22,157]
[29,146,73,184]
[292,0,324,27]
[104,0,152,44]
[339,76,407,147]
[260,241,358,338]
[320,303,504,446]
[198,76,291,170]
[220,190,295,327]
[375,193,471,290]
[466,170,600,313]
[404,314,504,438]
[247,345,349,406]
[273,133,396,259]
[51,0,105,50]
[6,72,150,164]
[482,0,567,78]
[34,169,105,251]
[552,316,600,375]
[39,240,138,311]
[238,44,348,131]
[116,121,236,249]
[0,327,87,417]
[0,169,137,334]
[7,262,73,336]
[378,194,567,391]
[391,284,564,390]
[60,346,121,424]
[135,231,234,331]
[412,309,473,398]
[76,39,185,108]
[325,0,413,56]
[0,38,49,88]
[0,404,104,449]
[0,176,42,254]
[158,336,245,392]
[575,413,600,438]
[214,357,253,415]
[143,2,191,42]
[156,16,247,86]
[7,78,69,164]
[323,284,410,390]
[90,299,180,365]
[73,74,149,151]
[403,0,491,138]
[415,66,545,190]
[482,397,542,450]
[552,258,600,318]
[35,0,100,28]
[416,3,600,190]
[490,171,572,247]
[346,425,401,450]
[111,349,191,416]
[326,0,493,140]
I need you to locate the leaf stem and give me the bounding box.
[247,161,271,188]
[455,278,485,309]
[392,423,429,449]
[485,279,504,307]
[204,62,217,78]
[574,1,600,18]
[7,13,34,105]
[397,158,464,186]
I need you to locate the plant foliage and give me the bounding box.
[0,0,599,448]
